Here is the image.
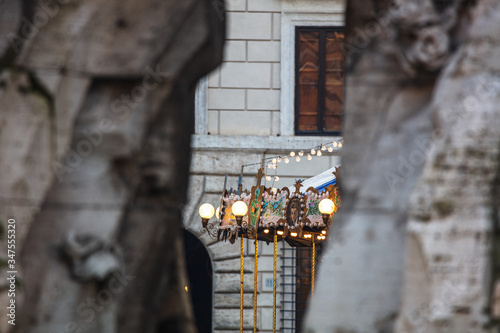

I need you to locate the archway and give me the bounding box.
[183,229,213,333]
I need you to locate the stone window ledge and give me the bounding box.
[191,134,343,154]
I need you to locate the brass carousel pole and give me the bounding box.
[253,239,258,333]
[311,238,316,295]
[238,167,244,333]
[272,229,278,333]
[240,235,244,333]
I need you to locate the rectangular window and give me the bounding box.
[295,27,344,135]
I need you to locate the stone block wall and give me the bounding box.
[207,0,282,136]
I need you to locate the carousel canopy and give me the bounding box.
[288,165,339,193]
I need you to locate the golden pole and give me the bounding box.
[273,230,277,333]
[312,240,316,296]
[240,236,244,333]
[253,240,259,333]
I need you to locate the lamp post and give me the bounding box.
[232,201,248,226]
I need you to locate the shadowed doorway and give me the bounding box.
[183,229,213,333]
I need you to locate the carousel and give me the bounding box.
[198,162,341,333]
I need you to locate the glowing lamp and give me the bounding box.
[277,230,284,236]
[232,201,248,226]
[319,199,335,225]
[199,203,215,228]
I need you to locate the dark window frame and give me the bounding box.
[294,26,344,136]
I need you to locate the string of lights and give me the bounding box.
[271,139,343,167]
[242,138,344,170]
[248,139,344,190]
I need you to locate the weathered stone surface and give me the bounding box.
[226,13,272,40]
[214,292,254,308]
[208,238,250,261]
[191,151,263,175]
[220,62,272,88]
[0,70,54,252]
[18,1,203,77]
[394,1,500,329]
[213,257,255,273]
[208,87,246,109]
[204,175,257,194]
[0,0,21,61]
[256,292,275,307]
[260,306,281,330]
[257,256,281,273]
[214,308,253,330]
[219,110,272,136]
[0,0,225,333]
[213,273,255,293]
[182,176,209,234]
[305,0,499,332]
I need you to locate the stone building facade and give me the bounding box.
[182,1,345,331]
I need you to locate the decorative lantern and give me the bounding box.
[198,203,215,228]
[232,201,248,226]
[318,198,335,225]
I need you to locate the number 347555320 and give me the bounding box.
[7,219,16,265]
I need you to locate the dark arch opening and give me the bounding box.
[183,229,213,333]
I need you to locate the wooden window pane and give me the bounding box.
[297,31,319,132]
[324,31,344,132]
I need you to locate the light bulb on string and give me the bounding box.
[272,158,277,164]
[307,154,312,160]
[328,146,333,152]
[274,176,279,181]
[290,151,295,157]
[338,141,343,148]
[296,156,300,162]
[284,157,289,163]
[277,157,282,163]
[266,175,272,181]
[333,141,338,147]
[317,150,322,157]
[298,150,304,156]
[321,145,326,151]
[311,148,316,155]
